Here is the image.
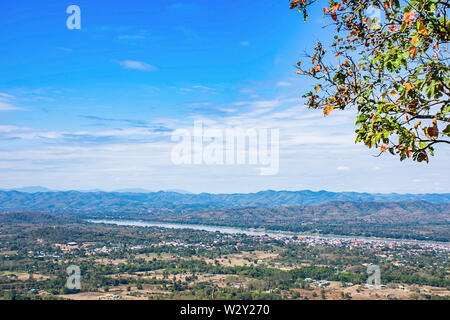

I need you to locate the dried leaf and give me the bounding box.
[428,123,439,139]
[409,45,417,59]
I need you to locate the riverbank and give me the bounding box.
[87,219,450,249]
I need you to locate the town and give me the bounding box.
[1,213,448,300]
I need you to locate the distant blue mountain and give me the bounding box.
[5,186,54,193]
[0,190,449,215]
[113,188,192,194]
[113,188,153,193]
[1,187,192,194]
[163,189,192,194]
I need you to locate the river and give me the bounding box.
[87,219,449,248]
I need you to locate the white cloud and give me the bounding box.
[115,60,157,71]
[276,81,292,87]
[0,94,22,111]
[0,92,15,98]
[192,85,216,91]
[0,101,21,111]
[218,108,236,113]
[239,88,253,94]
[179,85,217,94]
[240,41,250,46]
[118,35,146,40]
[2,85,450,194]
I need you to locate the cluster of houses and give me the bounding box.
[290,235,449,252]
[304,278,331,288]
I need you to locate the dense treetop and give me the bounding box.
[290,0,449,162]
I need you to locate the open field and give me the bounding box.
[0,214,448,300]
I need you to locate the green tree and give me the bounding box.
[290,0,449,161]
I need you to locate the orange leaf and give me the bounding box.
[389,25,398,32]
[331,4,340,13]
[290,0,300,9]
[323,105,334,116]
[404,82,414,92]
[404,11,416,26]
[409,45,417,59]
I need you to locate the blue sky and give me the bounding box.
[0,0,448,193]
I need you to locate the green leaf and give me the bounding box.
[442,105,450,115]
[443,124,450,137]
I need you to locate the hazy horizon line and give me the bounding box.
[1,186,449,196]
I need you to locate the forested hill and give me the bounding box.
[0,211,83,234]
[138,201,450,241]
[0,190,449,214]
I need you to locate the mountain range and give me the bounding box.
[0,189,449,214]
[1,190,448,241]
[0,187,192,194]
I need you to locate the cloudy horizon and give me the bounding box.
[1,1,448,194]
